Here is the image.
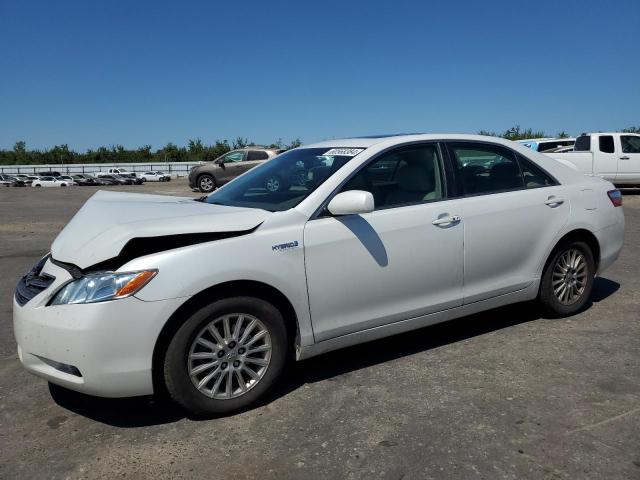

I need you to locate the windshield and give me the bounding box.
[205,147,363,211]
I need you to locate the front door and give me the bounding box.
[304,143,464,342]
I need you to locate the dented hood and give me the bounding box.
[51,190,270,269]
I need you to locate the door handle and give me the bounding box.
[545,196,564,207]
[432,214,461,226]
[620,156,630,160]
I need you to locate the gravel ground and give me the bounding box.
[1,180,639,479]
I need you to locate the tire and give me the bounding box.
[197,174,216,193]
[538,240,595,317]
[163,296,288,417]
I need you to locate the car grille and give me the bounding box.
[15,256,55,306]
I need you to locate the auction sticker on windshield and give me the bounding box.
[323,148,364,156]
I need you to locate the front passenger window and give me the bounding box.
[341,145,444,209]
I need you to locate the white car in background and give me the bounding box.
[14,134,624,417]
[140,171,170,182]
[31,176,73,187]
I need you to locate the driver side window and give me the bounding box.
[340,144,444,209]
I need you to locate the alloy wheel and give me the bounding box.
[188,313,272,399]
[552,249,588,305]
[199,176,214,192]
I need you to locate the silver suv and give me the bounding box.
[189,148,283,193]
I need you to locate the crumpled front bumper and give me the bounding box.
[13,259,187,398]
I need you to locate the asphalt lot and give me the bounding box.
[1,180,639,479]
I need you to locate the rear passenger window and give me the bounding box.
[449,143,524,195]
[621,135,640,153]
[247,150,269,161]
[599,136,615,153]
[341,144,444,209]
[517,155,557,188]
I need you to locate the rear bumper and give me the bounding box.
[595,213,625,275]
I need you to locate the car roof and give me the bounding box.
[304,133,555,149]
[583,132,640,136]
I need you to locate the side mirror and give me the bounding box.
[327,190,375,216]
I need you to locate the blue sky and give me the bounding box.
[0,0,638,151]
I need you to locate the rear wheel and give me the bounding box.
[164,297,288,417]
[198,174,216,193]
[539,240,595,317]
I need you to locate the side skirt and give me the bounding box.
[296,282,539,361]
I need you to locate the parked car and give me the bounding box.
[0,174,27,187]
[96,173,135,185]
[546,132,640,186]
[37,171,62,177]
[57,176,79,186]
[13,134,624,417]
[31,176,72,187]
[518,138,576,152]
[99,167,138,178]
[72,174,100,186]
[140,171,170,182]
[188,148,282,193]
[13,174,33,186]
[93,175,120,186]
[545,145,574,153]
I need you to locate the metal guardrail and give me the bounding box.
[0,162,203,176]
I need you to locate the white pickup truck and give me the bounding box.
[548,132,640,186]
[98,167,137,178]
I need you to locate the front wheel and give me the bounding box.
[538,240,595,317]
[163,297,288,417]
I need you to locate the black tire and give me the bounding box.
[163,296,288,417]
[197,174,216,193]
[538,240,595,317]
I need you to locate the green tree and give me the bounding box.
[287,138,302,149]
[232,137,248,149]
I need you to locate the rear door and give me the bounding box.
[592,135,618,181]
[445,141,570,303]
[616,135,640,184]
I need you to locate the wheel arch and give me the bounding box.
[542,228,601,278]
[151,280,299,396]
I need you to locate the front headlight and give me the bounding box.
[50,270,157,305]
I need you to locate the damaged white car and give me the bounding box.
[14,134,624,416]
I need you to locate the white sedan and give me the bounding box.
[31,176,74,187]
[13,134,624,417]
[140,171,170,182]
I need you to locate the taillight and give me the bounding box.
[607,189,623,207]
